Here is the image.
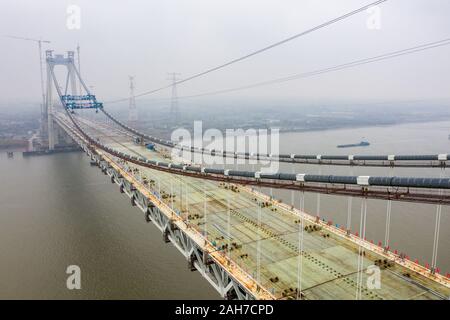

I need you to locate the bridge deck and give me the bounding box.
[75,115,449,300]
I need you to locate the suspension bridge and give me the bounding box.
[34,50,450,300]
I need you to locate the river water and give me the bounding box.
[0,120,449,299]
[272,120,450,277]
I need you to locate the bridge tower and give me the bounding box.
[43,51,78,150]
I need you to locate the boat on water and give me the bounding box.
[337,141,370,148]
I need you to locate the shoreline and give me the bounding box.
[152,117,450,139]
[275,118,450,135]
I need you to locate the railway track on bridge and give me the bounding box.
[62,112,450,205]
[101,108,450,169]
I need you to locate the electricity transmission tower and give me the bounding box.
[128,76,138,124]
[167,72,181,125]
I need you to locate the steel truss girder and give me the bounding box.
[87,154,254,300]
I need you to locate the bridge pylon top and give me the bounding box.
[46,50,74,65]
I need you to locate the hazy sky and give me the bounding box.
[1,0,450,108]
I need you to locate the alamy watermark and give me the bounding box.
[171,121,280,173]
[366,265,381,290]
[66,4,381,32]
[66,4,81,30]
[366,5,382,30]
[66,265,81,290]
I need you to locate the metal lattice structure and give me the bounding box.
[128,76,138,124]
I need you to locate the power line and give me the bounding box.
[176,37,450,99]
[106,0,388,104]
[122,37,450,104]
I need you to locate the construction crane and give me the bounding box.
[4,35,51,114]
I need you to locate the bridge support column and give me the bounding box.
[46,60,55,150]
[163,228,170,243]
[42,50,80,151]
[188,253,197,271]
[145,209,152,223]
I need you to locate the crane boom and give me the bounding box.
[4,35,51,43]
